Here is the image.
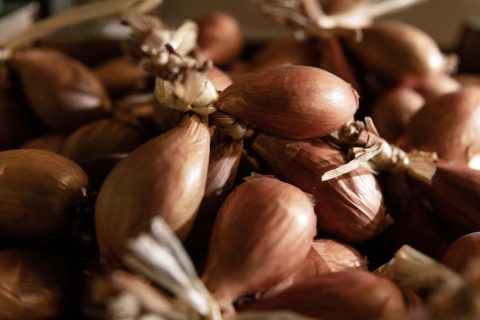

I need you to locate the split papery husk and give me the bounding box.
[249,39,317,72]
[95,115,210,266]
[197,11,243,66]
[9,48,112,133]
[443,232,480,273]
[410,161,480,237]
[263,239,368,297]
[60,117,147,168]
[345,20,457,85]
[0,88,40,150]
[94,56,149,98]
[398,86,480,165]
[186,135,243,270]
[371,87,424,142]
[0,249,74,320]
[21,134,66,153]
[0,149,88,241]
[202,176,317,315]
[252,133,386,242]
[216,65,359,139]
[413,75,461,99]
[242,270,407,320]
[376,245,464,295]
[315,36,359,89]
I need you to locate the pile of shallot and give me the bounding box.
[0,0,479,319]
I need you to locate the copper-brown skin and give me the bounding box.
[94,57,148,97]
[197,12,243,66]
[95,116,210,265]
[250,39,317,72]
[60,117,146,167]
[22,134,66,153]
[413,161,480,237]
[0,89,38,150]
[0,249,73,320]
[253,134,386,242]
[456,74,480,87]
[443,232,480,272]
[0,149,87,240]
[398,86,480,164]
[323,0,363,14]
[264,239,368,297]
[242,270,407,320]
[371,87,424,142]
[217,65,358,139]
[346,21,453,85]
[10,48,111,133]
[414,75,460,99]
[202,176,317,315]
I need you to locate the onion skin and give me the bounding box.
[186,136,243,267]
[94,57,148,97]
[371,87,424,142]
[414,75,460,99]
[324,0,362,14]
[10,48,111,133]
[217,65,359,139]
[250,39,317,72]
[0,249,73,320]
[398,86,480,164]
[202,176,317,315]
[197,12,243,66]
[0,89,39,150]
[242,270,407,320]
[60,118,146,168]
[442,232,480,272]
[252,133,386,242]
[264,239,367,297]
[95,116,210,265]
[346,21,454,85]
[0,149,88,240]
[412,161,480,237]
[22,135,66,153]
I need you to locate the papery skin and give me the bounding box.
[264,239,368,297]
[0,149,88,240]
[242,270,407,320]
[202,176,317,314]
[443,232,480,272]
[252,133,386,242]
[216,65,358,139]
[0,249,73,320]
[412,161,480,237]
[208,67,233,91]
[197,12,243,66]
[371,87,424,142]
[414,75,460,99]
[95,116,210,265]
[22,135,66,153]
[398,86,480,165]
[346,21,453,85]
[60,118,146,167]
[10,48,111,133]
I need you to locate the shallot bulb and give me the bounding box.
[201,176,317,315]
[442,232,480,272]
[252,133,386,242]
[216,65,358,139]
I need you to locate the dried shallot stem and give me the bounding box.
[322,117,437,183]
[124,14,255,140]
[254,0,429,38]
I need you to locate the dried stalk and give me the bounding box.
[254,0,429,37]
[0,0,163,60]
[123,217,222,320]
[321,117,437,184]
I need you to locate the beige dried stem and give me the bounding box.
[254,0,429,37]
[376,245,465,293]
[0,0,163,54]
[321,117,437,184]
[123,217,222,320]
